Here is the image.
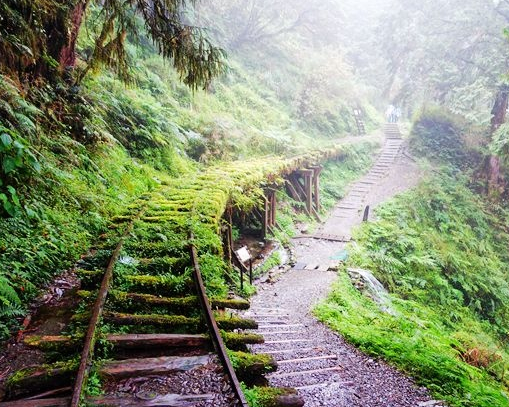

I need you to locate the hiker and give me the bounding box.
[385,105,395,123]
[394,106,401,123]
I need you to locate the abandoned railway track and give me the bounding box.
[0,141,368,407]
[0,131,390,407]
[0,203,259,406]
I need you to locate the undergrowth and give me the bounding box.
[316,173,509,406]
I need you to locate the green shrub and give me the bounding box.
[317,173,509,406]
[410,107,466,165]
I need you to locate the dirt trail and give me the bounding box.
[244,127,443,407]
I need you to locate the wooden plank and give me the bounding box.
[106,334,209,349]
[86,394,215,407]
[261,347,317,355]
[285,179,301,202]
[258,323,304,328]
[305,173,312,214]
[264,339,312,344]
[100,355,210,379]
[278,355,338,364]
[289,174,307,207]
[269,366,342,378]
[104,312,200,328]
[24,334,209,351]
[0,398,69,407]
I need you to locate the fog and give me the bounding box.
[194,0,509,122]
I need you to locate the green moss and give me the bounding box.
[210,298,251,310]
[228,351,277,382]
[222,332,264,351]
[215,315,258,330]
[316,174,509,407]
[241,385,299,407]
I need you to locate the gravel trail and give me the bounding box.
[244,125,445,407]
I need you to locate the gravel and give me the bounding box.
[243,138,446,407]
[104,354,240,407]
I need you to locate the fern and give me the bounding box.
[0,275,20,307]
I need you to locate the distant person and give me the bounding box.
[385,105,395,123]
[394,107,401,123]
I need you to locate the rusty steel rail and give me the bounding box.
[189,238,249,407]
[70,214,141,407]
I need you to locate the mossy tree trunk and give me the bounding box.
[57,0,89,71]
[486,85,509,197]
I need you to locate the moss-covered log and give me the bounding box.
[122,274,192,295]
[23,335,80,352]
[229,351,277,383]
[211,298,250,310]
[245,387,304,407]
[103,312,202,331]
[215,315,258,330]
[108,291,199,314]
[222,332,264,351]
[5,360,78,399]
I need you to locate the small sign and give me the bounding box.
[235,246,251,263]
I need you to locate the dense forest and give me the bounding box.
[3,0,509,406]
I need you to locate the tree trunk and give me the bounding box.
[58,0,88,71]
[486,85,509,196]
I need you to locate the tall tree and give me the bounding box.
[0,0,225,89]
[373,0,509,122]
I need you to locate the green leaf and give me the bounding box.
[2,157,17,174]
[7,186,20,207]
[0,133,12,147]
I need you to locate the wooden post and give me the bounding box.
[270,191,277,227]
[296,169,314,215]
[262,196,269,239]
[289,174,307,202]
[311,166,322,213]
[305,173,312,214]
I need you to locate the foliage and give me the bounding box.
[79,1,225,89]
[316,173,509,406]
[369,0,509,122]
[410,107,467,165]
[0,0,225,89]
[0,0,380,342]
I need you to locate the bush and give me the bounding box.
[410,107,466,165]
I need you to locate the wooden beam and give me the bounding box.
[304,173,312,215]
[106,334,209,349]
[87,394,215,407]
[100,355,211,379]
[311,166,322,212]
[285,179,301,202]
[289,174,307,202]
[269,190,277,227]
[0,398,70,407]
[262,196,269,239]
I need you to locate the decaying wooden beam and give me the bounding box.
[87,393,215,407]
[106,334,209,349]
[0,398,70,407]
[100,355,211,379]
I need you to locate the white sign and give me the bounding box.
[235,246,251,263]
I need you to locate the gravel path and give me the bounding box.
[244,125,445,407]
